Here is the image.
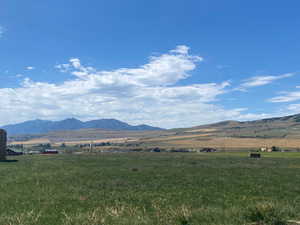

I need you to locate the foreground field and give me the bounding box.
[1,152,300,225]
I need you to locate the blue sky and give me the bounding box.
[1,0,300,128]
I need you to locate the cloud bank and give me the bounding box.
[0,46,269,128]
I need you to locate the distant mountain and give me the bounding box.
[2,118,163,135]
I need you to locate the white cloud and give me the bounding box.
[26,66,35,70]
[286,104,300,112]
[269,90,300,103]
[0,45,268,128]
[170,45,191,55]
[55,63,71,73]
[239,73,293,89]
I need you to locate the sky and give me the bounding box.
[1,0,300,128]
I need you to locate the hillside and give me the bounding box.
[2,118,163,135]
[185,113,300,139]
[136,113,300,150]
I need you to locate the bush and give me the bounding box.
[244,202,287,225]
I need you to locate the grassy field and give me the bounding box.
[1,152,300,225]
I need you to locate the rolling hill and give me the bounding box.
[136,113,300,149]
[183,113,300,139]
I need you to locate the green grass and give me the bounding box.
[1,152,300,224]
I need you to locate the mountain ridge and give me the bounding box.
[1,118,163,135]
[184,113,300,129]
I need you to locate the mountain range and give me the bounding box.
[5,113,300,140]
[1,118,163,135]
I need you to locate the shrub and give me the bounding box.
[244,202,287,225]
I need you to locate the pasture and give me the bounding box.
[1,152,300,225]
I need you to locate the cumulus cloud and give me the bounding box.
[0,46,268,128]
[239,73,293,89]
